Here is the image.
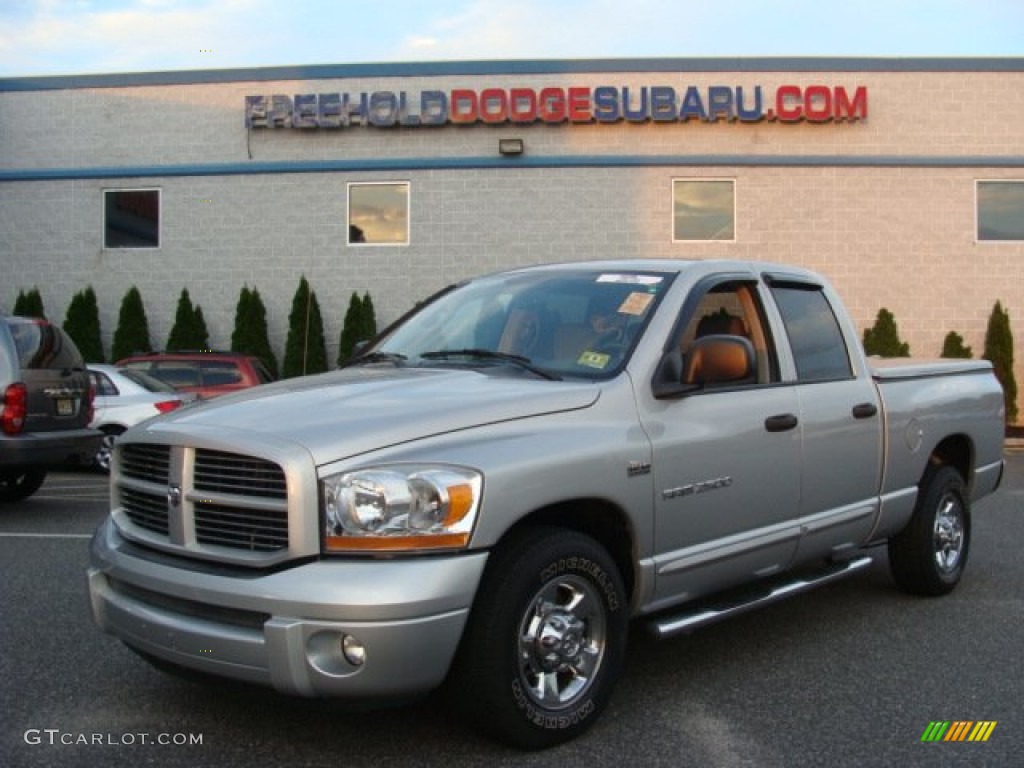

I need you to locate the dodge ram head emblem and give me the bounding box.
[167,484,182,509]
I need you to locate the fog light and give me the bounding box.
[342,635,366,667]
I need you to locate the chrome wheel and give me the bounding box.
[889,465,970,596]
[94,427,124,473]
[933,491,965,574]
[518,574,607,710]
[450,526,627,749]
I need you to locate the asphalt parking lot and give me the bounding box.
[1,460,1022,768]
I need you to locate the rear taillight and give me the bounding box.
[86,381,95,425]
[154,400,183,414]
[2,383,27,435]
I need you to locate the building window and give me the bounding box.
[673,179,735,242]
[348,182,410,245]
[977,181,1024,241]
[104,189,160,249]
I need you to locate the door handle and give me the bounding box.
[852,402,878,419]
[764,413,799,432]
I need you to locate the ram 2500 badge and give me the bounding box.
[88,260,1005,749]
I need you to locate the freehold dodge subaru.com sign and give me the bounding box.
[245,84,867,128]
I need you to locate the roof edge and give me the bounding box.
[3,57,1024,92]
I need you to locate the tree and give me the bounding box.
[110,286,152,361]
[231,285,278,377]
[337,292,363,365]
[166,288,209,350]
[983,300,1018,424]
[63,285,105,363]
[863,308,910,357]
[282,276,327,378]
[360,291,377,342]
[940,331,973,359]
[13,287,45,319]
[337,291,380,366]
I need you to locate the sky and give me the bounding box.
[1,0,1022,78]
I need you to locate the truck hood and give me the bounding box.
[140,366,600,466]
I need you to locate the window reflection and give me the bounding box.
[673,179,735,241]
[978,181,1024,241]
[348,182,410,245]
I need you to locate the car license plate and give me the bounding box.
[57,398,73,416]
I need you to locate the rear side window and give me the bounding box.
[770,285,853,382]
[6,321,84,370]
[200,361,243,386]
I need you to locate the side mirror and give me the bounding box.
[682,335,755,387]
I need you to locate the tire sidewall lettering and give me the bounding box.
[511,679,597,731]
[539,556,621,612]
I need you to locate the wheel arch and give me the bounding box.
[494,499,638,606]
[927,433,973,488]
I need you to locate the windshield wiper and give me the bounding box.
[420,349,562,381]
[341,351,408,368]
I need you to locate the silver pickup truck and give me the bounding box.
[88,260,1005,749]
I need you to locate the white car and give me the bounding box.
[87,364,193,471]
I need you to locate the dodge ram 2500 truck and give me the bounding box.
[88,260,1005,749]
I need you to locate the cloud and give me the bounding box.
[0,0,273,75]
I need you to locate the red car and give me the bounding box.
[116,351,275,399]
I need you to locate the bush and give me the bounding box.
[13,287,45,319]
[166,288,209,350]
[337,292,363,365]
[231,285,279,378]
[863,308,910,357]
[337,291,380,366]
[940,331,973,359]
[282,276,327,378]
[63,286,105,362]
[983,301,1018,424]
[110,286,152,361]
[361,291,378,341]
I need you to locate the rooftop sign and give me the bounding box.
[245,84,867,128]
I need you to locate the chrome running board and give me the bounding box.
[647,556,874,639]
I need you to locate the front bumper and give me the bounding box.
[88,518,488,698]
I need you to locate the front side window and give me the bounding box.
[104,189,160,249]
[673,179,735,242]
[770,284,853,382]
[977,180,1024,241]
[348,182,410,245]
[677,281,778,386]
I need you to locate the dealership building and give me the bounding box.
[1,57,1022,386]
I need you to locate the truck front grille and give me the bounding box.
[195,449,287,499]
[121,486,170,535]
[120,443,171,483]
[115,443,290,563]
[194,500,289,551]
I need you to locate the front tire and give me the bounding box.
[888,464,970,596]
[451,526,628,750]
[0,468,47,503]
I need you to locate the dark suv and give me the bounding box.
[1,316,101,502]
[116,350,275,399]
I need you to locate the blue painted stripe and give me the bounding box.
[2,155,1024,182]
[3,57,1024,92]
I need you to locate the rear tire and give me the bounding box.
[450,526,628,749]
[888,464,970,596]
[0,468,47,503]
[94,426,125,473]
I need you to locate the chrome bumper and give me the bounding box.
[88,518,487,698]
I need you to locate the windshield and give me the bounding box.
[368,268,672,379]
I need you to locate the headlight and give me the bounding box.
[322,465,482,553]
